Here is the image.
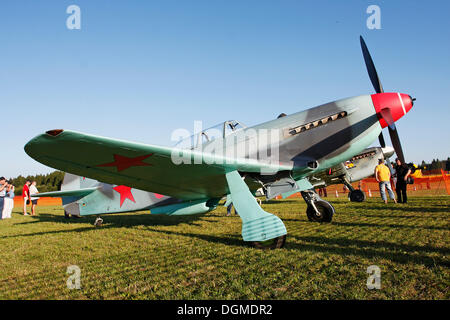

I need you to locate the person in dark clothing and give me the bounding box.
[394,158,411,203]
[0,177,8,219]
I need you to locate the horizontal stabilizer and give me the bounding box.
[266,177,298,200]
[31,187,99,198]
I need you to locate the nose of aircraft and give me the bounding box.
[371,93,414,128]
[381,146,395,158]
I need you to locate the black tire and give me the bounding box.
[349,189,366,202]
[306,200,334,223]
[253,235,286,250]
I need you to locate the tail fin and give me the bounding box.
[62,173,98,190]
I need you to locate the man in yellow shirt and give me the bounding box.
[374,159,397,204]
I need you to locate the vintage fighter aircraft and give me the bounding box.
[305,146,395,203]
[25,37,414,248]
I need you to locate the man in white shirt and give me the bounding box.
[29,181,39,216]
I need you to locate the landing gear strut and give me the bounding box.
[301,189,335,223]
[341,176,366,202]
[225,170,287,249]
[94,216,103,227]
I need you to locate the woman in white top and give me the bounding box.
[29,181,39,216]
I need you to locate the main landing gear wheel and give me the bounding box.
[349,189,366,202]
[253,235,286,250]
[94,217,103,227]
[306,200,334,223]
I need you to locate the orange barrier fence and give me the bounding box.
[282,171,450,199]
[442,169,450,195]
[357,174,449,197]
[13,197,62,207]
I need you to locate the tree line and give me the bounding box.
[9,171,65,196]
[420,158,450,171]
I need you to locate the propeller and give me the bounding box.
[360,36,407,163]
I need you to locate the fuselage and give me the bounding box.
[199,92,412,186]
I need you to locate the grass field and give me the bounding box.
[0,196,449,300]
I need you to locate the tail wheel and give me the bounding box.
[349,189,366,202]
[253,235,286,250]
[94,217,103,227]
[306,200,334,223]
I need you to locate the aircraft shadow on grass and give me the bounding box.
[261,199,301,205]
[5,212,448,268]
[137,228,450,268]
[4,212,215,239]
[287,235,450,268]
[279,216,448,232]
[347,205,448,214]
[331,221,448,232]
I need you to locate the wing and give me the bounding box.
[25,130,291,200]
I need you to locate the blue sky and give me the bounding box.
[1,0,449,177]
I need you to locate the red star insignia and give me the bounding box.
[154,193,164,199]
[96,154,153,172]
[113,185,136,207]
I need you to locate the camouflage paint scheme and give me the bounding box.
[25,91,412,244]
[32,145,393,216]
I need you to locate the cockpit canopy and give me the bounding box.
[174,120,247,149]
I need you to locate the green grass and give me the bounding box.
[0,196,449,299]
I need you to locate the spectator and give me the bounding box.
[318,187,328,197]
[374,159,397,204]
[394,158,412,204]
[29,181,39,216]
[2,180,15,219]
[22,180,31,215]
[0,177,8,219]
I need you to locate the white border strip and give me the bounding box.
[397,92,406,115]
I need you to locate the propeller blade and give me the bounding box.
[379,108,395,130]
[388,126,406,164]
[360,36,384,94]
[378,132,386,148]
[378,107,406,163]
